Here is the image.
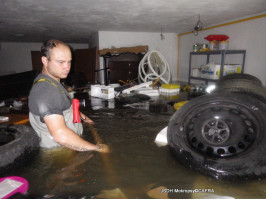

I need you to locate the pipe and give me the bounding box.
[176,13,266,81]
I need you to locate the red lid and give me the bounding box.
[204,35,229,41]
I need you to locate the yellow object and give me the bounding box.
[179,14,266,37]
[236,67,241,73]
[151,77,161,88]
[14,119,29,125]
[183,85,191,92]
[161,84,180,89]
[160,94,179,100]
[174,101,188,110]
[199,48,209,52]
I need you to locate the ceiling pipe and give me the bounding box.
[176,13,266,82]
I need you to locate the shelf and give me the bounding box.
[189,76,219,82]
[190,50,246,55]
[188,50,246,85]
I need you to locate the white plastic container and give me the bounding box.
[108,83,120,88]
[159,84,180,95]
[135,87,160,96]
[91,85,115,99]
[191,68,201,77]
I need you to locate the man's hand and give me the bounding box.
[44,114,99,152]
[82,116,94,125]
[80,112,94,125]
[96,144,110,153]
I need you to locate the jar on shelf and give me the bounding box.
[193,43,199,52]
[209,40,218,50]
[219,40,229,50]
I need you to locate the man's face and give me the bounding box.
[42,44,72,81]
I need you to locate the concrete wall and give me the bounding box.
[0,42,88,76]
[98,31,178,83]
[178,15,266,86]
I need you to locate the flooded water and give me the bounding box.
[2,95,266,199]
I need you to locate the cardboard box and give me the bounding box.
[201,64,242,80]
[91,85,115,99]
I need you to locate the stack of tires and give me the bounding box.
[167,74,266,179]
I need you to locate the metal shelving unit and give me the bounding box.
[188,50,246,85]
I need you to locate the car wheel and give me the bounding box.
[167,94,266,179]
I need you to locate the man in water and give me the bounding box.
[28,39,108,153]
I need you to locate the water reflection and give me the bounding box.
[91,98,115,110]
[46,150,94,194]
[2,96,266,198]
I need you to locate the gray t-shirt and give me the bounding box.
[28,73,71,122]
[28,73,83,148]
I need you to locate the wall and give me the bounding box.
[0,42,89,76]
[98,31,178,83]
[88,31,99,48]
[178,15,266,86]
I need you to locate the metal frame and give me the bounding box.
[188,50,246,85]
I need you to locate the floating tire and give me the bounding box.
[219,73,262,85]
[214,73,266,103]
[0,124,40,175]
[215,79,266,103]
[167,94,266,179]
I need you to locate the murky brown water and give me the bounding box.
[2,96,266,198]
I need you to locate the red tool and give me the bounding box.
[73,99,85,123]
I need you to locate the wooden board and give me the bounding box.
[99,45,148,56]
[0,114,29,125]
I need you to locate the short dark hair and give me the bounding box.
[41,39,69,60]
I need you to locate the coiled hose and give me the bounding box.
[138,50,171,84]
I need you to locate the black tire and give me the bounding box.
[167,94,266,179]
[214,79,266,103]
[0,124,40,175]
[219,73,262,85]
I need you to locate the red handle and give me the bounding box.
[73,99,81,123]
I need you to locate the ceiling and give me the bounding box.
[0,0,265,43]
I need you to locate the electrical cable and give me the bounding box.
[138,50,171,84]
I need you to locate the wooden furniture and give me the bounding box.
[0,114,29,125]
[73,47,98,84]
[103,53,144,85]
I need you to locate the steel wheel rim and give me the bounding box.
[201,118,230,145]
[184,102,258,157]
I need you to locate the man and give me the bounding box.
[29,39,108,153]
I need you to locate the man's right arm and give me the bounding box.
[44,114,109,153]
